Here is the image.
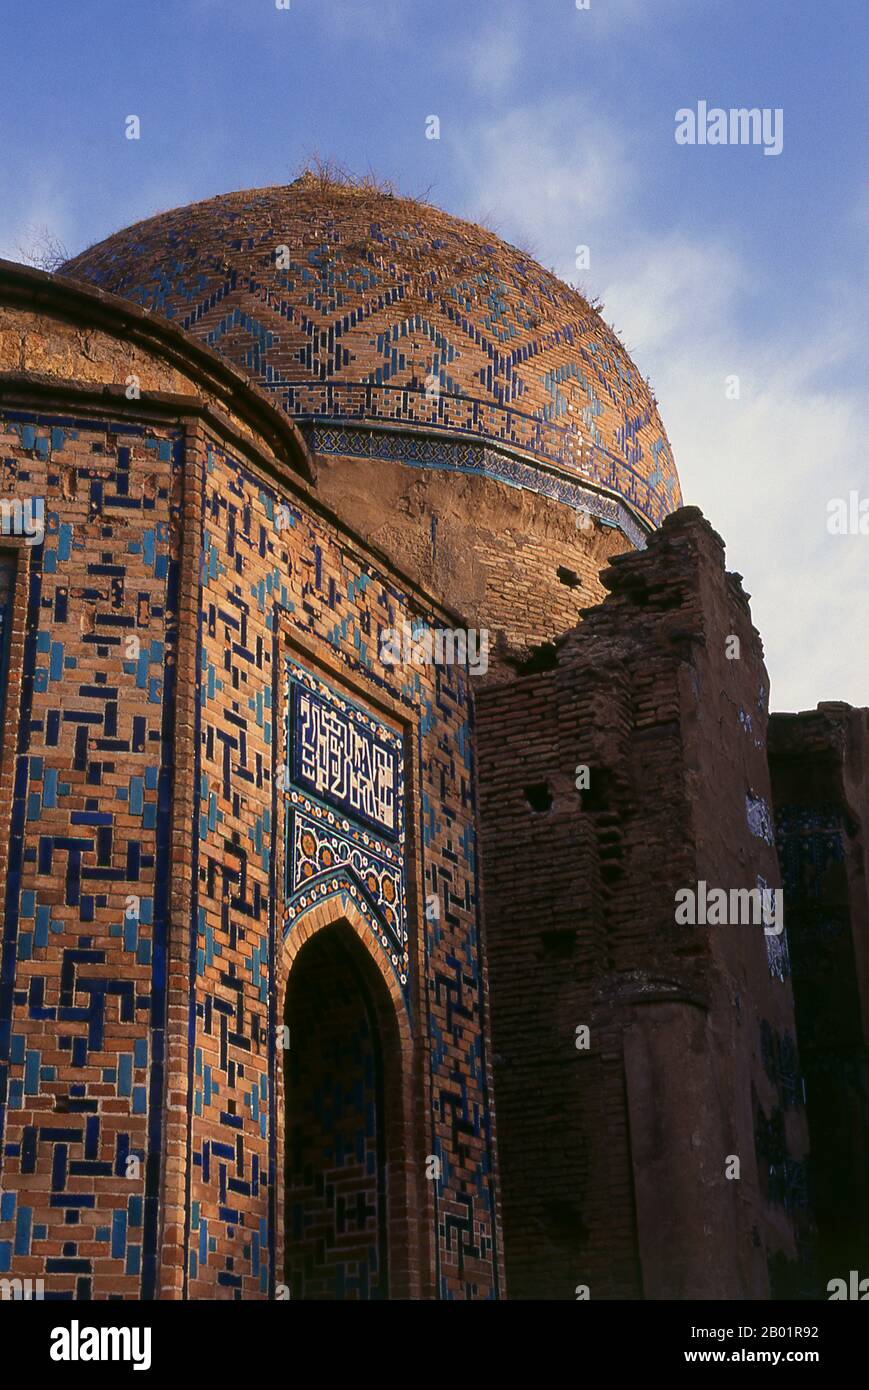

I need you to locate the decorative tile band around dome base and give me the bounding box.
[303,421,652,551]
[272,375,675,528]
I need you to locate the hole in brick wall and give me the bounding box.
[640,583,685,612]
[625,578,685,610]
[543,1200,589,1245]
[524,782,553,813]
[539,929,575,959]
[556,565,581,589]
[511,641,560,675]
[582,769,616,813]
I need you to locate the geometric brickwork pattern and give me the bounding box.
[0,412,182,1299]
[64,179,681,532]
[185,439,500,1299]
[776,805,847,917]
[0,404,500,1299]
[0,555,14,705]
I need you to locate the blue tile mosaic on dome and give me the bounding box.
[64,186,682,535]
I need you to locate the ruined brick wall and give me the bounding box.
[312,454,630,680]
[477,508,811,1299]
[0,274,505,1301]
[285,448,637,685]
[473,664,642,1299]
[769,704,869,1288]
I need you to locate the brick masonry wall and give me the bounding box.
[185,436,502,1299]
[0,286,505,1301]
[477,508,811,1299]
[769,705,869,1287]
[311,452,630,681]
[0,411,182,1297]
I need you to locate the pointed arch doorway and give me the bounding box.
[279,901,422,1300]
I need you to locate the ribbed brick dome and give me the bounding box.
[64,176,680,530]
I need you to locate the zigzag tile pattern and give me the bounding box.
[64,179,680,529]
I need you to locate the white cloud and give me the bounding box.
[638,318,869,711]
[574,0,689,38]
[449,98,636,258]
[600,234,746,357]
[602,227,869,709]
[451,99,869,712]
[0,168,74,266]
[454,8,524,99]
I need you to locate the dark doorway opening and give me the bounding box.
[283,924,390,1299]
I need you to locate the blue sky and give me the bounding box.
[2,0,867,709]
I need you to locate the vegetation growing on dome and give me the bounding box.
[289,154,435,209]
